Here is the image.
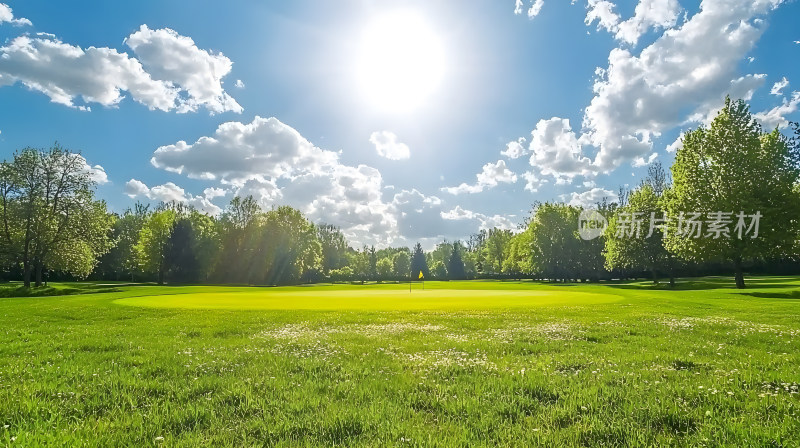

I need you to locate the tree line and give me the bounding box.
[1,99,798,288]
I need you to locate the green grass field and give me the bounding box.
[1,278,799,446]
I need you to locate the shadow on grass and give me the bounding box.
[604,276,797,291]
[0,283,122,298]
[738,291,800,300]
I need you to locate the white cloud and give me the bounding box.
[514,0,544,18]
[529,117,594,183]
[234,79,245,89]
[522,171,545,192]
[567,187,616,208]
[501,137,528,159]
[369,131,410,160]
[0,26,241,114]
[586,0,621,33]
[528,0,544,18]
[151,116,338,183]
[0,35,178,111]
[586,0,681,45]
[443,159,517,195]
[632,152,658,167]
[583,0,783,172]
[665,132,684,152]
[441,206,517,232]
[148,116,510,247]
[77,156,109,185]
[755,91,800,129]
[0,3,31,26]
[770,77,789,96]
[124,25,242,114]
[124,179,222,215]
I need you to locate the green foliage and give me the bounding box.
[376,257,393,280]
[392,251,410,279]
[482,228,513,274]
[410,243,428,279]
[135,209,176,285]
[0,145,113,285]
[259,206,322,285]
[665,98,800,288]
[447,242,466,280]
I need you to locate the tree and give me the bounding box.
[165,218,199,283]
[392,251,410,279]
[96,204,150,281]
[605,184,675,286]
[0,145,113,286]
[447,241,466,280]
[527,203,582,281]
[410,243,429,279]
[135,209,176,285]
[376,257,393,280]
[430,260,447,279]
[483,228,513,274]
[216,196,261,283]
[317,224,348,274]
[259,206,321,285]
[665,98,800,288]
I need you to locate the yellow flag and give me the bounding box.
[418,271,424,279]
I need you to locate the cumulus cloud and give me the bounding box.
[0,35,178,111]
[665,133,684,152]
[566,187,616,208]
[501,137,528,159]
[770,77,789,96]
[124,25,242,114]
[632,152,658,167]
[148,116,510,246]
[586,0,681,45]
[234,79,245,89]
[77,156,109,185]
[755,91,800,129]
[0,3,31,26]
[440,206,517,232]
[443,159,517,195]
[529,118,594,183]
[124,179,222,215]
[369,131,410,160]
[0,26,240,113]
[583,0,782,172]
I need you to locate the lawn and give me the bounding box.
[1,278,799,446]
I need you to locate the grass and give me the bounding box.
[1,278,799,446]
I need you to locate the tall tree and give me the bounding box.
[135,209,177,285]
[604,184,675,286]
[165,218,199,283]
[317,224,348,274]
[410,243,429,279]
[483,228,513,274]
[447,241,467,280]
[259,206,321,285]
[665,98,800,288]
[392,251,411,279]
[0,145,113,286]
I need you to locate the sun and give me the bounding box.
[356,11,446,112]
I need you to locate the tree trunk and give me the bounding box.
[34,261,43,287]
[22,261,31,288]
[669,275,675,288]
[651,268,660,285]
[733,257,745,289]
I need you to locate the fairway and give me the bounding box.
[2,278,800,446]
[115,282,623,310]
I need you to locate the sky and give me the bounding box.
[0,0,798,248]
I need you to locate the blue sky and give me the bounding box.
[0,0,798,247]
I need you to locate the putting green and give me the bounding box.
[114,284,622,310]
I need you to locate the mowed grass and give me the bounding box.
[1,279,799,446]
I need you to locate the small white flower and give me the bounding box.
[155,436,164,442]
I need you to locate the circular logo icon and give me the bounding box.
[578,209,607,240]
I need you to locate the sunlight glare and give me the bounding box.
[356,11,446,112]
